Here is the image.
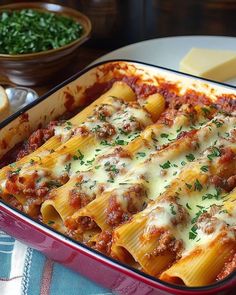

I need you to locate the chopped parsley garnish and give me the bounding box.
[186,153,195,162]
[202,188,221,201]
[118,128,129,136]
[200,165,209,172]
[30,159,35,165]
[207,147,221,161]
[77,149,84,161]
[160,133,169,138]
[64,163,71,173]
[100,140,112,146]
[107,179,114,183]
[212,119,223,128]
[189,224,198,240]
[98,114,106,121]
[92,125,101,132]
[186,203,192,210]
[201,107,210,116]
[194,179,203,191]
[10,168,21,175]
[191,209,207,224]
[86,158,95,165]
[65,121,72,130]
[185,183,192,190]
[219,209,228,214]
[225,132,230,137]
[176,126,183,133]
[114,139,128,146]
[136,152,146,158]
[170,203,176,215]
[160,160,171,169]
[181,161,187,166]
[89,181,97,190]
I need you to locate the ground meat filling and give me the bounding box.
[106,184,148,227]
[210,175,236,193]
[16,121,58,160]
[217,252,236,281]
[145,229,183,259]
[69,189,91,209]
[106,195,130,227]
[93,230,113,255]
[94,104,117,120]
[95,122,116,139]
[5,168,68,202]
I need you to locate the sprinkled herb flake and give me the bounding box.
[185,183,192,190]
[200,165,209,172]
[136,152,146,158]
[202,188,221,201]
[114,139,128,146]
[176,126,183,133]
[170,203,176,215]
[100,140,112,146]
[77,149,84,161]
[160,160,171,169]
[107,179,114,183]
[64,163,71,174]
[191,209,207,224]
[194,179,203,191]
[186,153,195,162]
[47,220,55,225]
[30,159,35,165]
[207,147,221,161]
[65,121,72,130]
[212,119,224,128]
[160,133,169,138]
[201,107,210,116]
[86,158,95,165]
[10,168,21,175]
[189,224,198,240]
[98,114,106,122]
[186,203,192,210]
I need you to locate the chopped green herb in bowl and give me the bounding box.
[0,2,91,86]
[0,9,84,54]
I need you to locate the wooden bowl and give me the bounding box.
[0,2,92,86]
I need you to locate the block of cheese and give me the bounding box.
[0,86,10,122]
[179,48,236,82]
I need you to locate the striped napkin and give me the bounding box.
[0,230,112,295]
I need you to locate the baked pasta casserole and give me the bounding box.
[0,70,236,287]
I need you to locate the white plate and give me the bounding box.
[93,35,236,86]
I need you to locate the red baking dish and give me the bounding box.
[0,60,236,295]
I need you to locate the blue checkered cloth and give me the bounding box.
[0,230,112,295]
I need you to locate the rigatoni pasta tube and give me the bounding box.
[143,93,165,122]
[160,234,236,286]
[0,81,136,180]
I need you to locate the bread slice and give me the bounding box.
[0,86,10,122]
